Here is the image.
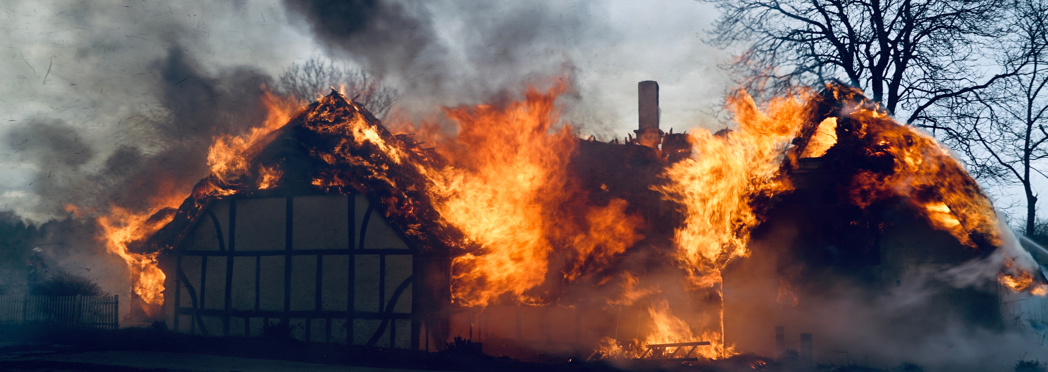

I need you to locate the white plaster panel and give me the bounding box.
[354,255,380,312]
[201,315,222,337]
[385,254,413,314]
[230,257,256,311]
[310,318,327,342]
[353,319,385,346]
[179,256,201,309]
[229,316,245,337]
[249,317,265,338]
[186,209,222,251]
[235,198,286,251]
[290,317,306,341]
[331,318,348,344]
[293,195,349,250]
[290,256,317,311]
[394,319,411,349]
[362,210,409,250]
[258,256,284,311]
[321,255,349,311]
[203,257,226,310]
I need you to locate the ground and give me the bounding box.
[0,325,624,372]
[0,343,433,372]
[0,325,987,372]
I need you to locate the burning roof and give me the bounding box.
[139,90,467,259]
[111,81,1046,360]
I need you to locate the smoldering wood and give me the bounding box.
[637,341,712,360]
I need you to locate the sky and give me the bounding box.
[0,0,1040,226]
[0,0,734,223]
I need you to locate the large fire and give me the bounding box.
[419,82,644,306]
[655,89,812,289]
[94,202,173,305]
[69,90,297,306]
[81,77,1043,360]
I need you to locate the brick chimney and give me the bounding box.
[635,81,663,148]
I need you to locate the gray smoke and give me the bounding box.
[280,0,652,135]
[282,0,439,78]
[0,1,300,298]
[5,47,272,216]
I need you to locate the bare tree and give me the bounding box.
[707,0,1014,125]
[276,57,399,120]
[937,0,1048,236]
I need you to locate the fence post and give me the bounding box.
[74,295,81,329]
[21,295,27,325]
[113,295,119,330]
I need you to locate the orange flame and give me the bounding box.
[85,88,299,307]
[256,164,283,190]
[800,117,837,158]
[416,82,644,306]
[655,89,812,287]
[208,90,296,184]
[999,258,1048,296]
[95,191,183,305]
[598,299,737,360]
[607,272,660,306]
[837,99,1001,248]
[644,299,736,359]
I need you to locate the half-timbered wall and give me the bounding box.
[164,193,419,349]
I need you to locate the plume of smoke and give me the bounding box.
[5,47,273,217]
[0,1,298,299]
[281,0,441,78]
[726,215,1048,372]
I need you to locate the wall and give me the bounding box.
[162,193,421,348]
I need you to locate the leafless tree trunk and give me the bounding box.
[276,57,399,120]
[938,0,1048,235]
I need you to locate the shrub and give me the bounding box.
[1017,360,1046,372]
[443,336,483,355]
[150,320,168,332]
[29,272,103,296]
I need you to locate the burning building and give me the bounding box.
[124,80,1045,363]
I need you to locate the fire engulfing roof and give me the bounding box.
[137,90,468,256]
[135,82,1045,307]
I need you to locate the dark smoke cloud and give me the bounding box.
[7,119,96,168]
[0,2,292,296]
[3,46,272,216]
[280,0,619,112]
[282,0,440,78]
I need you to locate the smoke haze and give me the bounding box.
[1,2,1042,370]
[0,0,730,223]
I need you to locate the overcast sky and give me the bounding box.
[0,0,734,223]
[0,0,1038,227]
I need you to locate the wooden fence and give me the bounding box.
[0,295,119,330]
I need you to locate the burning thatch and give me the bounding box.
[140,91,467,258]
[109,81,1044,362]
